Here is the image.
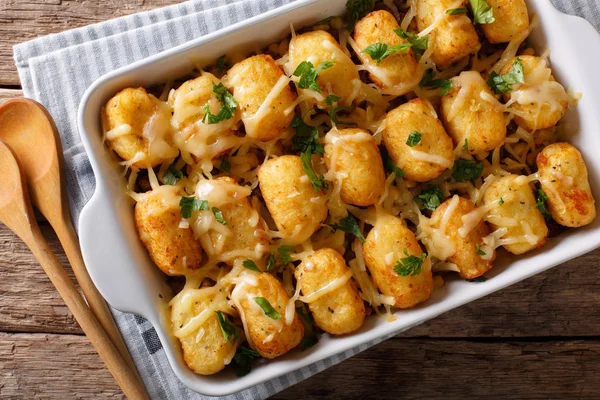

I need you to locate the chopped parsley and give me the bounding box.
[452,159,484,181]
[362,42,412,65]
[300,151,328,191]
[325,94,340,105]
[291,116,324,155]
[345,0,374,30]
[215,311,240,343]
[535,189,552,220]
[487,58,525,94]
[179,196,209,218]
[202,82,238,124]
[215,55,229,74]
[329,214,366,243]
[253,297,282,320]
[476,243,486,256]
[468,276,488,282]
[406,131,423,147]
[163,163,183,185]
[242,259,261,272]
[293,61,335,92]
[381,146,406,178]
[211,206,227,225]
[446,7,468,15]
[266,253,276,272]
[220,157,231,172]
[393,249,426,277]
[498,197,505,205]
[463,139,469,151]
[469,0,495,24]
[394,29,428,57]
[278,245,293,266]
[230,343,260,377]
[414,185,445,211]
[419,69,452,96]
[300,331,319,351]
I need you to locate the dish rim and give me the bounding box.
[77,0,600,396]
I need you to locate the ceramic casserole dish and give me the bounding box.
[78,0,600,395]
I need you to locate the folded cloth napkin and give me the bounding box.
[12,0,600,398]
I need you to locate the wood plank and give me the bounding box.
[275,338,600,399]
[0,332,123,399]
[0,88,22,103]
[2,221,600,337]
[3,332,600,399]
[0,0,181,85]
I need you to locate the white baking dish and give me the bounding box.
[77,0,600,396]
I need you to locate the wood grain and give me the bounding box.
[0,0,181,85]
[2,332,600,399]
[275,338,600,399]
[0,332,124,399]
[0,89,22,103]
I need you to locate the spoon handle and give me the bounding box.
[24,221,149,400]
[51,215,140,378]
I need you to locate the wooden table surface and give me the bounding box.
[2,1,600,399]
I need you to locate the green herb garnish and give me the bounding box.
[469,0,495,24]
[215,311,240,342]
[179,196,209,218]
[476,243,486,256]
[253,297,282,320]
[468,276,488,282]
[300,150,328,192]
[278,245,293,266]
[293,61,335,92]
[346,0,374,30]
[300,331,319,351]
[202,82,238,124]
[211,206,227,225]
[220,157,231,172]
[362,42,412,65]
[419,69,452,96]
[266,253,276,272]
[163,163,183,185]
[381,146,406,178]
[535,189,552,220]
[242,259,261,272]
[393,249,426,277]
[414,185,445,211]
[230,343,260,377]
[446,7,468,15]
[394,29,428,57]
[487,58,524,94]
[329,214,366,243]
[452,159,484,181]
[463,139,469,151]
[406,131,423,147]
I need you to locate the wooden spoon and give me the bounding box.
[0,141,148,399]
[0,100,141,381]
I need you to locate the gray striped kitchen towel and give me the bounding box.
[12,0,600,398]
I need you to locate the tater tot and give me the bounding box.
[231,272,303,359]
[416,0,480,70]
[295,248,365,335]
[383,99,454,182]
[288,30,360,106]
[353,10,419,95]
[324,128,386,206]
[363,213,433,308]
[168,73,240,159]
[536,143,596,227]
[258,155,328,244]
[103,87,178,167]
[430,196,495,279]
[195,177,269,261]
[501,56,569,132]
[135,186,203,276]
[227,54,297,141]
[440,71,506,154]
[483,174,548,255]
[171,289,238,375]
[481,0,529,44]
